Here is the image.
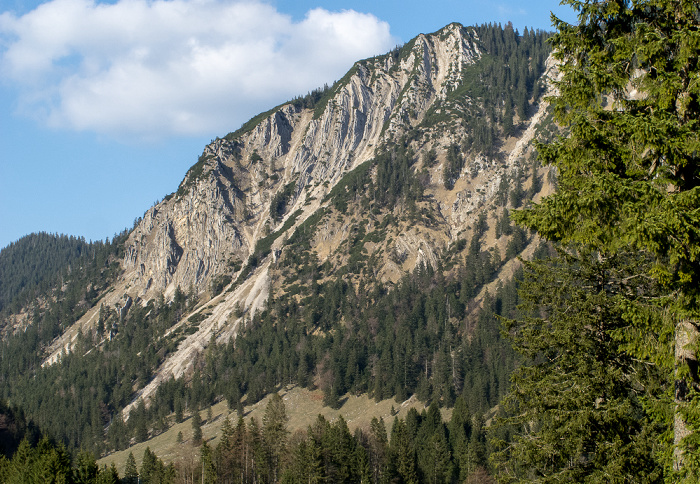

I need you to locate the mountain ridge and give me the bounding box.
[0,22,555,452]
[40,22,554,409]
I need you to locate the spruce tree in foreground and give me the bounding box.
[494,249,666,481]
[505,0,700,480]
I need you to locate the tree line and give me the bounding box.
[1,391,501,483]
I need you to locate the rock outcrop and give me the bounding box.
[117,24,485,303]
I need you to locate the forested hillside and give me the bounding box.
[0,21,557,483]
[0,232,125,320]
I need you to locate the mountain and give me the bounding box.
[0,22,554,458]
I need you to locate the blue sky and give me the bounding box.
[0,0,576,250]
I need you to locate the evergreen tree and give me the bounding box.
[123,451,138,484]
[511,0,700,479]
[353,441,372,484]
[324,416,357,482]
[192,409,203,445]
[200,441,217,484]
[73,450,98,484]
[248,417,268,483]
[390,418,418,484]
[174,398,184,424]
[494,249,665,481]
[424,429,452,484]
[96,463,120,484]
[213,415,245,482]
[262,393,290,482]
[133,400,149,443]
[219,416,234,451]
[449,396,471,482]
[140,447,159,484]
[466,414,486,475]
[369,417,389,484]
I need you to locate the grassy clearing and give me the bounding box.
[98,386,448,474]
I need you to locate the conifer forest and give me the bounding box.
[1,0,700,482]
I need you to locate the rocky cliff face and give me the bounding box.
[123,155,247,300]
[43,23,558,411]
[117,24,484,302]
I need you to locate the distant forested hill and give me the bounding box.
[0,232,125,322]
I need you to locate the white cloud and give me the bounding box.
[0,0,396,139]
[497,5,527,19]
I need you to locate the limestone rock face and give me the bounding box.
[123,156,247,300]
[119,23,484,300]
